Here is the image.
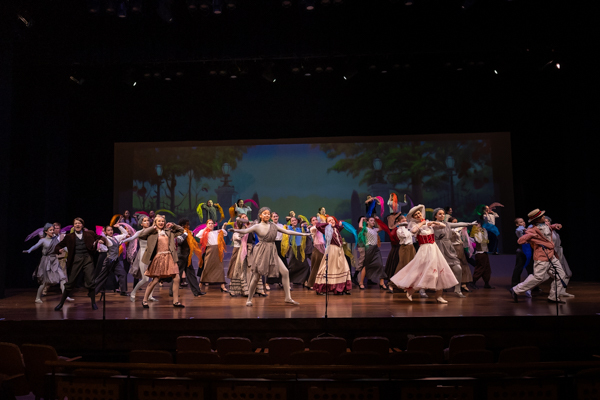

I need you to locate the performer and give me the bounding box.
[233,207,309,307]
[52,222,67,276]
[449,217,475,293]
[285,217,311,286]
[200,200,221,223]
[443,206,453,223]
[269,212,288,289]
[389,205,459,304]
[317,207,327,223]
[511,217,534,289]
[384,215,417,294]
[354,216,366,288]
[285,210,296,223]
[195,219,228,292]
[172,218,203,297]
[544,216,573,297]
[510,209,567,303]
[312,216,352,295]
[375,215,401,292]
[306,216,325,290]
[139,215,185,308]
[228,215,266,297]
[482,203,503,254]
[23,223,73,304]
[432,208,476,298]
[148,210,156,225]
[53,218,107,311]
[119,210,137,228]
[357,216,387,290]
[94,224,130,297]
[386,193,406,229]
[234,199,252,219]
[470,221,494,288]
[365,195,380,217]
[124,215,158,302]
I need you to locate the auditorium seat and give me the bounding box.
[388,351,434,365]
[309,336,347,358]
[444,334,486,361]
[574,368,600,400]
[176,351,221,365]
[0,342,29,397]
[337,351,385,366]
[176,336,212,353]
[216,337,252,357]
[289,350,331,365]
[406,336,445,364]
[223,352,273,365]
[268,337,305,365]
[55,373,123,400]
[498,346,540,363]
[352,337,390,356]
[129,350,173,364]
[449,349,494,364]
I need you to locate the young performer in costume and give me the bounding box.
[306,216,325,290]
[234,199,252,219]
[511,217,534,289]
[365,195,381,217]
[233,207,309,307]
[172,218,203,297]
[124,215,158,302]
[389,205,459,304]
[285,210,296,223]
[470,221,494,288]
[317,207,327,223]
[199,200,223,223]
[228,215,266,297]
[376,214,401,292]
[482,203,503,254]
[284,216,311,286]
[269,212,288,290]
[196,220,228,292]
[94,224,130,297]
[357,216,387,290]
[312,216,352,295]
[139,215,185,308]
[384,215,417,294]
[510,209,567,303]
[386,193,406,229]
[449,217,475,293]
[53,218,107,311]
[23,223,73,304]
[432,208,477,298]
[544,216,573,297]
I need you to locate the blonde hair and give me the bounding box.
[152,214,166,227]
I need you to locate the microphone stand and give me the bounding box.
[318,233,333,338]
[541,245,567,317]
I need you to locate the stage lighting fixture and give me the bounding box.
[17,11,33,27]
[158,0,173,22]
[282,0,292,7]
[304,0,315,10]
[225,0,236,10]
[262,65,276,83]
[213,0,222,14]
[131,0,142,13]
[69,76,84,85]
[494,70,498,74]
[333,0,343,5]
[117,1,127,18]
[106,0,116,13]
[404,0,413,5]
[556,63,560,69]
[88,0,100,13]
[321,0,331,5]
[187,0,198,10]
[343,68,358,80]
[199,0,211,11]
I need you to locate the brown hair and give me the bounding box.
[73,217,84,226]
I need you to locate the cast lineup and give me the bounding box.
[23,196,573,310]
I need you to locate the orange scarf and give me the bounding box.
[185,228,203,267]
[199,228,226,267]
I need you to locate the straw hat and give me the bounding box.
[527,209,545,223]
[407,204,425,220]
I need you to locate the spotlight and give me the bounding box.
[213,0,222,14]
[555,63,560,69]
[199,0,211,11]
[117,1,127,18]
[69,75,84,85]
[282,0,292,7]
[88,0,100,13]
[105,0,116,13]
[343,68,358,80]
[321,0,331,5]
[187,0,198,10]
[304,0,315,10]
[17,10,33,27]
[131,0,142,13]
[494,70,498,74]
[225,0,236,10]
[158,0,173,22]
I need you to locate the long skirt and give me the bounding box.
[287,250,311,284]
[453,243,473,283]
[384,244,401,282]
[307,248,324,287]
[362,246,387,282]
[34,254,67,285]
[388,244,416,289]
[229,246,265,296]
[199,245,225,284]
[390,243,459,290]
[227,247,240,280]
[313,245,352,294]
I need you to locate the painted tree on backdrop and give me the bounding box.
[313,141,491,205]
[133,146,250,213]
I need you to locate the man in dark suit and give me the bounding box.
[53,217,106,311]
[170,218,204,297]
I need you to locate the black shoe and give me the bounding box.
[334,291,343,295]
[220,287,229,293]
[344,290,352,295]
[120,292,129,296]
[199,291,207,296]
[89,292,98,310]
[173,302,185,308]
[483,284,495,289]
[316,292,325,296]
[169,292,174,297]
[54,302,64,311]
[379,284,388,290]
[359,285,365,290]
[256,292,268,297]
[548,298,566,304]
[142,300,149,309]
[509,288,518,303]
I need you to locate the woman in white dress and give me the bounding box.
[124,215,157,302]
[390,205,459,303]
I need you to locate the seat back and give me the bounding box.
[336,351,384,366]
[450,349,494,364]
[177,351,221,365]
[268,337,305,365]
[21,343,59,397]
[223,352,273,365]
[129,350,173,364]
[216,337,252,358]
[352,337,390,356]
[289,350,331,366]
[447,334,486,360]
[309,337,347,358]
[389,351,434,365]
[498,346,540,363]
[0,342,29,396]
[406,336,444,364]
[176,336,212,353]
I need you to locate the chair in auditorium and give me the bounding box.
[54,373,124,400]
[574,368,600,400]
[352,336,390,357]
[337,351,385,366]
[21,343,81,400]
[176,336,212,353]
[406,335,445,364]
[289,350,331,365]
[449,349,494,364]
[498,346,541,363]
[215,337,252,358]
[222,352,273,365]
[0,342,30,397]
[309,336,347,358]
[267,337,305,365]
[444,334,486,361]
[177,351,221,365]
[388,351,434,365]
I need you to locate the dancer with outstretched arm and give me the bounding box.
[233,207,310,307]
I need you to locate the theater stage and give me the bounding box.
[1,254,599,359]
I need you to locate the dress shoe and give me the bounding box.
[509,288,518,303]
[483,284,495,289]
[560,293,575,298]
[436,297,448,304]
[548,298,566,304]
[54,302,64,311]
[456,292,466,298]
[284,299,299,305]
[120,292,129,296]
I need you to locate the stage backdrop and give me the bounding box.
[114,133,513,245]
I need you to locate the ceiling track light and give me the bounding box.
[304,0,315,10]
[213,0,222,14]
[225,0,236,10]
[117,0,127,18]
[282,0,292,8]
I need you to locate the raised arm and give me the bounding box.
[169,224,184,236]
[276,224,310,236]
[233,224,261,235]
[358,217,365,230]
[123,229,142,243]
[375,218,391,236]
[24,239,44,253]
[176,231,188,244]
[447,221,476,228]
[138,226,157,240]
